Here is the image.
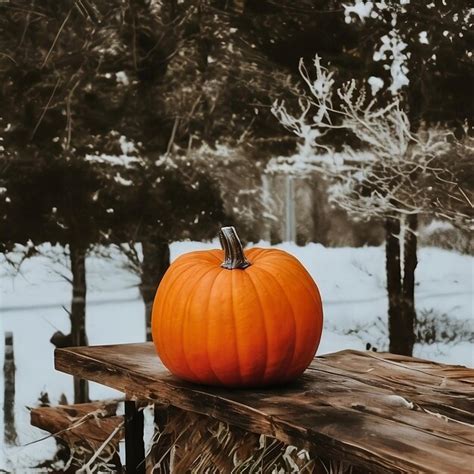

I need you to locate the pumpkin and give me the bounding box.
[151,226,323,387]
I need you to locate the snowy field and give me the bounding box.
[1,241,473,471]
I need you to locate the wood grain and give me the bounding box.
[30,400,123,454]
[55,343,474,473]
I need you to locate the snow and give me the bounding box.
[1,242,473,469]
[85,135,140,169]
[85,153,140,168]
[421,219,454,235]
[344,1,374,23]
[114,172,133,186]
[115,71,129,86]
[418,31,429,44]
[368,76,384,95]
[118,135,136,155]
[373,30,410,94]
[266,151,374,176]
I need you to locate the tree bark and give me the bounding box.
[140,240,170,342]
[70,243,89,403]
[401,214,418,355]
[385,217,403,354]
[385,215,418,356]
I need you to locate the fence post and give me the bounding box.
[284,175,296,242]
[4,331,17,445]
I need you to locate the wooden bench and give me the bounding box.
[55,343,474,473]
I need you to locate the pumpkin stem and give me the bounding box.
[219,226,250,270]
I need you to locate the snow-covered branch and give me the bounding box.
[271,54,472,228]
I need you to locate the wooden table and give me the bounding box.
[55,343,474,473]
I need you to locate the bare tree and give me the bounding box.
[271,55,472,355]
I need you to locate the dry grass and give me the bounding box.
[147,406,354,474]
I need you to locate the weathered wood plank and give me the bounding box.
[30,401,123,461]
[313,350,474,423]
[55,343,474,474]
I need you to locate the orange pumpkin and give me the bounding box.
[151,226,323,387]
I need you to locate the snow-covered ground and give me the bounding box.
[1,241,473,471]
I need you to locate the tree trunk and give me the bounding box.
[385,217,403,354]
[70,243,89,403]
[401,214,418,355]
[140,240,170,342]
[385,215,418,356]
